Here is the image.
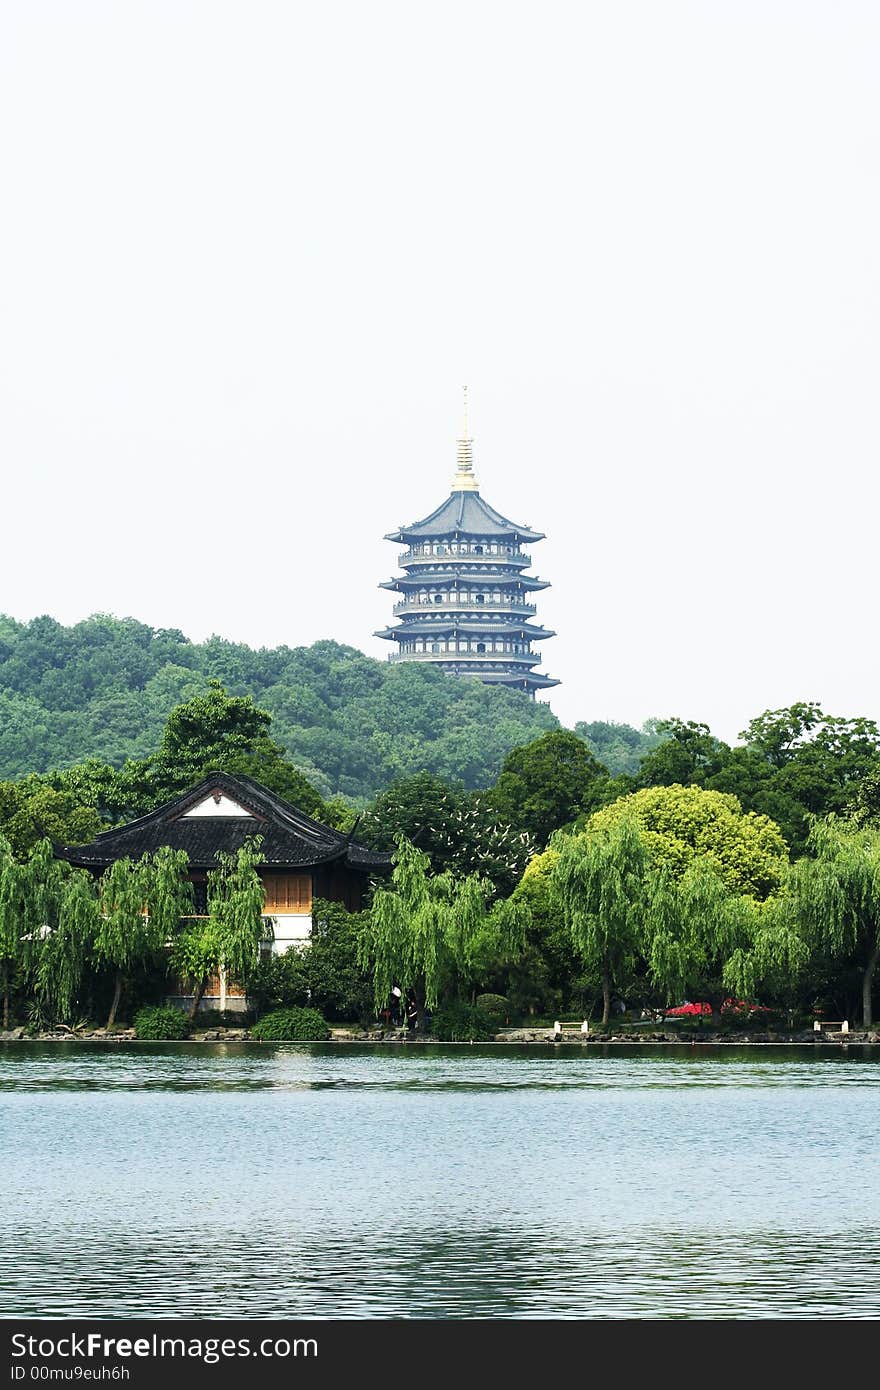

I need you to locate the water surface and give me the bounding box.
[1,1042,878,1319]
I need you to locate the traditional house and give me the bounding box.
[56,772,389,1010]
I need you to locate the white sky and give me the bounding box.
[1,0,878,744]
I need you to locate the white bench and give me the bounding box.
[814,1019,849,1033]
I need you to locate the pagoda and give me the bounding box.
[376,395,559,697]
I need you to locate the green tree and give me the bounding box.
[550,818,649,1024]
[174,839,269,1019]
[636,719,731,789]
[738,703,880,851]
[644,858,757,1019]
[793,818,880,1028]
[361,837,526,1023]
[0,835,26,1027]
[0,836,67,1027]
[847,768,880,829]
[171,919,222,1021]
[205,837,272,1009]
[244,950,311,1019]
[35,871,100,1024]
[50,759,137,825]
[96,849,191,1028]
[491,730,609,845]
[722,890,810,1014]
[360,772,536,895]
[575,719,663,778]
[0,778,104,859]
[146,682,331,817]
[305,898,374,1022]
[359,773,469,865]
[589,784,788,902]
[500,848,584,1019]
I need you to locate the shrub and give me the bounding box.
[431,1001,495,1042]
[245,953,310,1016]
[475,993,510,1025]
[134,1006,191,1040]
[250,1007,329,1041]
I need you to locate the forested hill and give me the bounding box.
[0,613,623,800]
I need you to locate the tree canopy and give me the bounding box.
[358,772,537,896]
[551,818,649,1023]
[792,818,880,1027]
[635,706,880,853]
[589,784,789,901]
[0,616,558,799]
[490,730,610,846]
[361,836,527,1018]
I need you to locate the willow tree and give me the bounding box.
[0,836,66,1028]
[35,871,100,1024]
[550,818,649,1025]
[722,889,809,1014]
[793,818,880,1028]
[95,848,191,1028]
[201,837,269,1015]
[362,835,526,1022]
[645,858,757,1020]
[171,919,222,1021]
[0,835,26,1028]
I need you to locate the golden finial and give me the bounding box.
[452,384,479,491]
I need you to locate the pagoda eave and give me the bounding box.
[385,572,550,590]
[381,622,555,641]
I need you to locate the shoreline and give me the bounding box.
[1,1028,878,1048]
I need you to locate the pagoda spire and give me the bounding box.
[451,384,479,492]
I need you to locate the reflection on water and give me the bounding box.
[1,1043,879,1318]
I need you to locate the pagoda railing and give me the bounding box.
[387,650,538,666]
[400,548,531,567]
[392,598,536,616]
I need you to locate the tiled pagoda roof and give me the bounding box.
[56,772,390,872]
[375,621,555,640]
[380,571,550,591]
[385,491,544,543]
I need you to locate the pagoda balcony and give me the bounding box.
[400,547,531,568]
[392,597,537,616]
[387,650,539,667]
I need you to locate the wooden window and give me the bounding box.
[262,874,312,913]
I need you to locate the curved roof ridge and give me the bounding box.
[55,770,392,872]
[385,490,544,543]
[222,772,343,847]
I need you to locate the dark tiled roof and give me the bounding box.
[482,673,561,690]
[374,621,555,640]
[57,772,390,872]
[380,572,550,591]
[385,491,544,543]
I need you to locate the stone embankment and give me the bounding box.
[1,1026,879,1045]
[499,1026,880,1044]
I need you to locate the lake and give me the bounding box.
[1,1042,879,1319]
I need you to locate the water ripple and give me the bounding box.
[1,1044,879,1318]
[2,1226,878,1319]
[1,1041,878,1093]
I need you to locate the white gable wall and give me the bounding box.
[181,793,256,818]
